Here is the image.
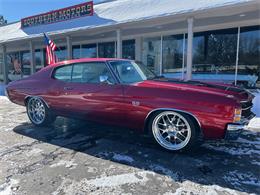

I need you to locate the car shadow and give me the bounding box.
[13,117,259,194]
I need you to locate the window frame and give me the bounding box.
[51,61,119,85]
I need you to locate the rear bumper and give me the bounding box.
[225,113,255,140]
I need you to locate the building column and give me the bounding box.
[186,17,194,81]
[66,36,72,60]
[2,45,8,84]
[29,41,36,74]
[135,37,142,62]
[116,29,122,58]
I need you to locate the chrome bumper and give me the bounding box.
[225,113,255,140]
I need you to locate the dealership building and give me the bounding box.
[0,0,259,87]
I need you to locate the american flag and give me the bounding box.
[44,33,57,65]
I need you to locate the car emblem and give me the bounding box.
[132,101,140,106]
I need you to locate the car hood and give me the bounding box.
[136,78,254,102]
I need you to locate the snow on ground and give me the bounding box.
[0,96,259,194]
[0,179,19,195]
[252,90,260,117]
[247,90,260,130]
[51,171,152,195]
[50,160,78,169]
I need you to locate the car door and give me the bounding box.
[49,62,125,125]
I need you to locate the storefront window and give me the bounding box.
[98,42,115,58]
[192,28,238,82]
[35,49,44,71]
[82,44,97,58]
[72,45,81,59]
[21,51,31,77]
[7,52,22,81]
[162,34,185,78]
[238,25,260,88]
[122,40,135,60]
[55,46,67,61]
[142,37,161,74]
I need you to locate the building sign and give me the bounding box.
[21,1,93,28]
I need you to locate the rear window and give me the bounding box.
[53,65,72,82]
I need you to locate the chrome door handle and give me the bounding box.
[64,86,73,90]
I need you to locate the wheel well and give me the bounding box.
[144,109,202,136]
[24,96,31,106]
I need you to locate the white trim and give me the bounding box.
[235,26,241,86]
[116,29,122,58]
[96,43,99,58]
[29,41,35,74]
[66,36,72,60]
[135,37,142,62]
[160,35,163,75]
[182,33,186,80]
[186,18,193,81]
[4,19,259,53]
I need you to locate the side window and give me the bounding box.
[53,65,72,82]
[71,62,115,84]
[110,61,143,83]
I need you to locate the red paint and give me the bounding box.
[6,58,254,140]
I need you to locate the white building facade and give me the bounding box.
[0,0,259,88]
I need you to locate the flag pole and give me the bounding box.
[43,33,62,52]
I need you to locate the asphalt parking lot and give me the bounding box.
[0,96,259,195]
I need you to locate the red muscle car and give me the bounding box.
[5,58,255,151]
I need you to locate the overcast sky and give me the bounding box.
[0,0,105,23]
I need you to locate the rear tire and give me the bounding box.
[26,97,56,127]
[148,111,199,152]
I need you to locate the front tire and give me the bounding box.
[149,111,198,152]
[26,97,55,127]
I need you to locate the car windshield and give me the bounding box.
[109,60,158,84]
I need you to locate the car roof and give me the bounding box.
[50,58,129,67]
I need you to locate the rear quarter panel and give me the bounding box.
[6,67,53,106]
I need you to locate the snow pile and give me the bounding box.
[252,90,260,117]
[50,160,78,169]
[247,91,260,130]
[0,0,256,43]
[52,171,152,194]
[0,179,19,195]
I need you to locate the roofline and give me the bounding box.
[0,0,258,45]
[43,57,130,68]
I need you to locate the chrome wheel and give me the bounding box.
[152,111,192,151]
[27,97,46,125]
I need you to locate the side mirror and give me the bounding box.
[99,75,109,84]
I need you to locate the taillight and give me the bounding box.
[233,108,242,123]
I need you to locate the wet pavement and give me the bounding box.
[0,96,259,195]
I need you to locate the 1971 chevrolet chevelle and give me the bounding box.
[5,58,256,151]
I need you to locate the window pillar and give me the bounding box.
[2,45,8,84]
[29,41,35,74]
[186,17,194,81]
[116,29,122,58]
[66,36,72,60]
